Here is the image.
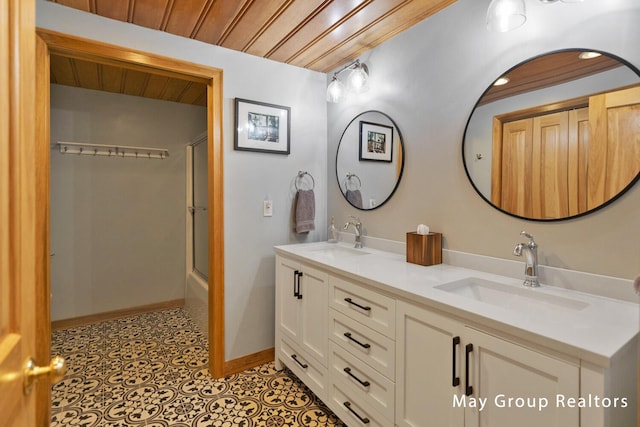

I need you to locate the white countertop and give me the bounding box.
[274,242,639,368]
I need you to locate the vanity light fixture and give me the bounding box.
[326,75,347,103]
[486,0,526,32]
[326,59,369,103]
[488,0,584,32]
[348,62,370,93]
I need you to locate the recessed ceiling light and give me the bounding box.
[494,77,510,86]
[578,51,602,60]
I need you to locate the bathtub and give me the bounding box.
[185,271,208,335]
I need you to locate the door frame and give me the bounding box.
[35,29,226,379]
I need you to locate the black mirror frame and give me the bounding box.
[336,110,405,211]
[462,48,640,222]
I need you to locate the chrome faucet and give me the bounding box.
[513,231,539,287]
[343,216,363,249]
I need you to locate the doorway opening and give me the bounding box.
[35,29,225,378]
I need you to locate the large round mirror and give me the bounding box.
[463,49,640,221]
[336,111,404,210]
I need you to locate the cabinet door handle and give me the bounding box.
[344,332,371,349]
[344,297,371,312]
[452,336,460,387]
[296,271,303,299]
[343,401,370,424]
[291,354,308,369]
[465,343,473,396]
[344,367,370,388]
[293,270,300,298]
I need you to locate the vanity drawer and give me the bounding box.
[329,309,395,380]
[329,275,395,339]
[328,341,394,421]
[278,337,327,401]
[328,377,390,427]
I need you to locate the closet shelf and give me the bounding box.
[56,141,169,159]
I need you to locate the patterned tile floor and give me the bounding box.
[51,308,345,426]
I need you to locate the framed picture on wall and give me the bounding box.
[234,98,291,155]
[359,120,393,162]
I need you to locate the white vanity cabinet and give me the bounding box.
[396,300,580,427]
[327,275,396,426]
[274,243,638,427]
[395,300,465,426]
[275,255,329,399]
[464,326,579,427]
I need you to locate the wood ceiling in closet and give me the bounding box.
[50,53,208,106]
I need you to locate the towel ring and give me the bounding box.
[295,171,315,190]
[344,173,362,191]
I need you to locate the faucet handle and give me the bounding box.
[520,230,534,241]
[349,215,361,223]
[520,231,537,248]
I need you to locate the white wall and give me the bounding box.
[50,85,206,321]
[38,0,328,360]
[328,0,640,280]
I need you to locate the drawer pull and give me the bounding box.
[344,332,371,349]
[344,367,370,388]
[295,271,303,299]
[343,401,370,424]
[452,336,460,387]
[291,354,308,369]
[293,270,300,298]
[344,297,371,312]
[465,343,473,396]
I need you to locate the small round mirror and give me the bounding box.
[463,49,640,220]
[336,111,404,210]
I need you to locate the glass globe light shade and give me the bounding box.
[326,76,346,103]
[486,0,526,32]
[348,63,369,93]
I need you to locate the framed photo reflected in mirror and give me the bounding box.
[359,120,393,162]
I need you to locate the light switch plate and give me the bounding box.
[263,200,273,217]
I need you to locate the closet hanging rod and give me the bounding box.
[56,141,170,159]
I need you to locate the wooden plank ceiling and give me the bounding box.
[48,0,456,73]
[47,0,457,105]
[46,3,625,108]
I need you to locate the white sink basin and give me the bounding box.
[303,244,370,260]
[435,277,589,315]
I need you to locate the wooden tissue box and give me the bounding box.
[406,232,442,266]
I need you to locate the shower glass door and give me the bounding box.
[192,139,208,279]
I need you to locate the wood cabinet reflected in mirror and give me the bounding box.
[464,49,640,221]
